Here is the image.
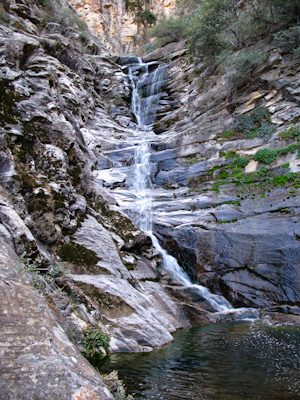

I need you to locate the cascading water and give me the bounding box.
[94,58,298,400]
[127,58,240,314]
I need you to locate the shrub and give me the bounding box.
[233,52,266,79]
[274,26,300,51]
[148,17,188,45]
[232,107,275,140]
[254,148,277,164]
[273,172,300,186]
[187,0,230,57]
[279,126,300,141]
[143,42,158,54]
[236,156,250,168]
[82,325,110,356]
[224,150,236,159]
[136,10,157,26]
[255,166,268,176]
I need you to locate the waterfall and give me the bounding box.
[127,58,257,316]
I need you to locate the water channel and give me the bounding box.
[96,58,300,399]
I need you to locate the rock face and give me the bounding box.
[0,237,113,400]
[1,0,300,396]
[138,40,300,308]
[68,0,176,53]
[0,0,211,375]
[96,40,300,309]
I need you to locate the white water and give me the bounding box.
[127,58,258,317]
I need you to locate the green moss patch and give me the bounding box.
[58,242,100,266]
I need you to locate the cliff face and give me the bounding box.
[142,41,300,308]
[68,0,176,53]
[0,1,207,397]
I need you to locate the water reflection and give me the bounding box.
[94,321,300,400]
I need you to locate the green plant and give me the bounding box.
[235,156,250,168]
[217,219,238,223]
[274,26,300,51]
[82,325,110,356]
[222,130,235,138]
[232,107,275,140]
[19,250,66,296]
[143,42,158,54]
[255,166,268,176]
[273,172,300,186]
[148,16,188,46]
[224,150,236,159]
[187,0,231,58]
[278,126,300,141]
[232,51,266,79]
[254,148,277,164]
[136,10,157,26]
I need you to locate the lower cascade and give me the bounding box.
[125,58,257,318]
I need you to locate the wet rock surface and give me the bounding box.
[1,0,300,396]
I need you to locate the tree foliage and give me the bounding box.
[125,0,157,27]
[148,17,188,46]
[150,0,300,58]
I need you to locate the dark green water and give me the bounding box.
[94,321,300,400]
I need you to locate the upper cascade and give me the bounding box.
[127,58,167,127]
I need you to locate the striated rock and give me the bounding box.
[63,273,208,352]
[0,237,114,400]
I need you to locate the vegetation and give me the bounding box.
[125,0,157,29]
[148,17,188,47]
[253,148,277,165]
[149,0,300,60]
[82,325,110,356]
[57,242,100,266]
[278,126,300,141]
[209,162,300,193]
[217,107,276,141]
[19,250,67,295]
[254,143,300,164]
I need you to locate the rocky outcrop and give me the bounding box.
[1,1,300,397]
[144,40,300,308]
[0,237,114,400]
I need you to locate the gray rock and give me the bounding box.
[0,238,113,400]
[66,274,194,352]
[73,215,130,278]
[157,214,300,307]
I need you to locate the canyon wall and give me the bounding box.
[1,0,300,397]
[68,0,176,53]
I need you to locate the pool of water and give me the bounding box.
[94,321,300,400]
